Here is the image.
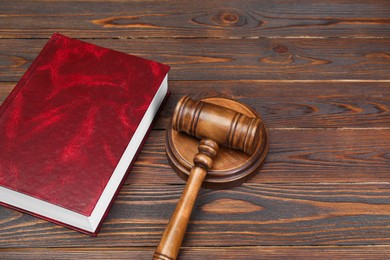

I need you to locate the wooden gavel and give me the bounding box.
[153,96,263,260]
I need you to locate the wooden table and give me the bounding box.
[1,1,389,259]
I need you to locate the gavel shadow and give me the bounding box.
[153,96,269,260]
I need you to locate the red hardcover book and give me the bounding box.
[0,33,169,235]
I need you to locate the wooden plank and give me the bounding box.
[0,38,389,81]
[1,183,389,248]
[160,81,390,129]
[1,246,390,260]
[2,81,389,129]
[0,0,389,38]
[128,128,390,184]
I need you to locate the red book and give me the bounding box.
[0,33,169,235]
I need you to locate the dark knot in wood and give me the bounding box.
[211,10,247,27]
[273,44,289,54]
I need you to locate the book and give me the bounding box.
[0,33,170,235]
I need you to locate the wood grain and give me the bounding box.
[160,81,390,129]
[0,38,389,81]
[0,183,389,248]
[0,0,389,39]
[1,246,390,260]
[128,128,390,184]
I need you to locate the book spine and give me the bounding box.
[0,33,60,118]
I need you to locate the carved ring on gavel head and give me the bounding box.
[154,96,269,260]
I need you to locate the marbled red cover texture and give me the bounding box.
[0,33,169,219]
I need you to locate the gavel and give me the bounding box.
[153,96,266,260]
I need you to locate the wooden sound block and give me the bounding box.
[166,97,269,189]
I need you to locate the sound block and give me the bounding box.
[166,97,269,189]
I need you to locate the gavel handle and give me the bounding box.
[153,139,218,260]
[153,165,206,260]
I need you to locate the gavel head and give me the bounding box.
[172,96,261,155]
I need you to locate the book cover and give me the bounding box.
[0,33,170,235]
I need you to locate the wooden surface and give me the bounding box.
[0,0,389,259]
